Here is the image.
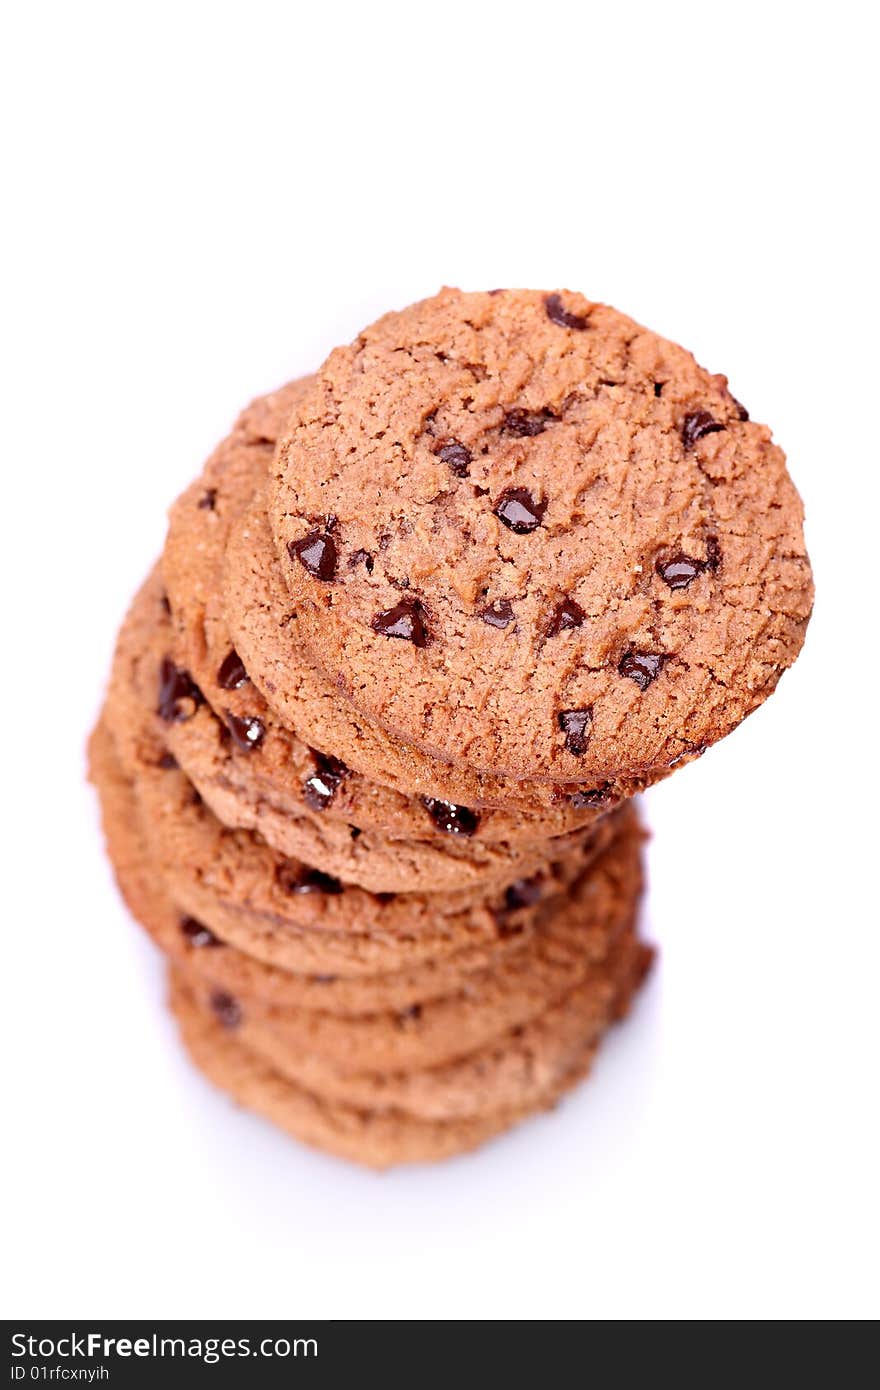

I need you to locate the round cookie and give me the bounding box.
[111,570,612,895]
[270,287,814,782]
[170,970,611,1169]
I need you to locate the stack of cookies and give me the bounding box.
[90,289,812,1167]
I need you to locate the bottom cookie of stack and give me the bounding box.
[90,715,653,1168]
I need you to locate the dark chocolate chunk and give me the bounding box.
[157,657,204,723]
[421,797,480,836]
[197,488,217,511]
[276,864,343,896]
[656,555,702,590]
[619,651,668,690]
[371,598,430,646]
[288,531,338,581]
[217,649,249,690]
[502,407,556,437]
[494,487,547,533]
[180,916,220,949]
[558,707,593,755]
[224,711,266,751]
[156,751,178,770]
[544,293,589,330]
[681,410,725,448]
[433,437,472,477]
[303,752,349,811]
[730,395,750,421]
[480,598,516,629]
[546,598,585,636]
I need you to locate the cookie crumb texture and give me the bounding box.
[271,288,812,781]
[89,286,812,1166]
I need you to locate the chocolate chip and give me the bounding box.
[276,864,343,896]
[303,751,349,811]
[544,294,589,331]
[681,410,725,448]
[157,657,204,723]
[558,708,593,755]
[371,598,430,646]
[432,437,472,477]
[288,530,338,582]
[156,751,178,770]
[209,990,241,1029]
[224,711,265,751]
[657,535,721,588]
[494,487,547,533]
[730,395,750,421]
[159,592,172,615]
[480,598,516,629]
[217,649,249,690]
[422,797,480,836]
[653,381,665,397]
[350,548,375,574]
[349,825,362,840]
[503,877,543,911]
[197,488,217,511]
[546,598,585,636]
[656,555,702,590]
[502,407,556,437]
[619,651,668,690]
[180,915,220,948]
[570,784,613,809]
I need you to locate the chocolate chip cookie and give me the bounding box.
[270,288,813,782]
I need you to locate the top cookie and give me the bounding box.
[270,288,813,782]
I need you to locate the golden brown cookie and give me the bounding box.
[270,287,813,782]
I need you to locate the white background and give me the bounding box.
[3,2,878,1321]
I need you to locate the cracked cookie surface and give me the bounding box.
[270,287,813,781]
